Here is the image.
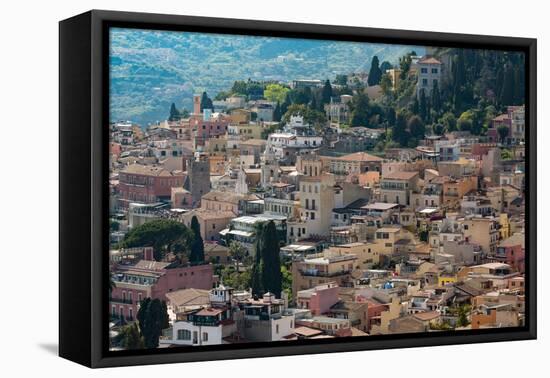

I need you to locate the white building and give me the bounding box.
[416,56,442,97]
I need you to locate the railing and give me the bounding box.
[110,297,133,305]
[298,269,351,278]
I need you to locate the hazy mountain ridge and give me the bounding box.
[109,28,424,125]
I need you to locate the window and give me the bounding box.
[310,212,315,220]
[202,332,209,342]
[422,78,428,86]
[421,67,428,74]
[276,324,279,334]
[177,329,191,340]
[431,68,438,74]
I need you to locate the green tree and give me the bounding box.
[189,216,205,264]
[168,102,181,121]
[457,304,471,327]
[120,323,144,350]
[380,61,393,73]
[334,74,348,86]
[408,115,425,140]
[350,91,370,126]
[433,123,445,135]
[440,112,457,132]
[419,89,427,121]
[367,56,382,86]
[386,107,396,127]
[398,52,414,80]
[282,104,326,128]
[452,50,466,112]
[499,66,515,105]
[392,111,409,147]
[260,221,282,297]
[264,84,290,103]
[321,79,333,105]
[380,73,393,97]
[281,264,293,300]
[497,125,509,143]
[431,81,442,114]
[250,224,264,296]
[200,92,213,112]
[137,298,167,349]
[411,96,419,115]
[457,110,474,132]
[120,219,193,261]
[229,241,247,272]
[273,101,282,122]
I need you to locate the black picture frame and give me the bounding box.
[59,9,537,368]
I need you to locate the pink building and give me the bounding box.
[190,115,230,146]
[497,233,525,273]
[296,282,340,316]
[118,164,185,208]
[110,257,214,322]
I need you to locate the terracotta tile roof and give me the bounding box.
[413,311,441,321]
[334,152,383,162]
[382,171,419,180]
[201,190,259,204]
[123,164,182,177]
[165,288,210,307]
[418,56,442,65]
[196,307,225,316]
[294,326,323,337]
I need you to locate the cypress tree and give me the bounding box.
[452,50,466,112]
[321,79,333,105]
[273,101,281,122]
[137,298,166,349]
[431,81,442,114]
[367,56,382,86]
[250,223,264,296]
[412,97,419,115]
[200,92,213,112]
[500,66,514,106]
[513,66,522,105]
[169,103,180,121]
[260,221,282,297]
[350,91,370,126]
[387,107,396,127]
[408,115,426,140]
[419,89,427,121]
[392,111,409,147]
[189,216,204,264]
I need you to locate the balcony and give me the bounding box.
[110,297,133,305]
[299,269,351,278]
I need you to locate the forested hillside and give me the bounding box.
[109,28,421,125]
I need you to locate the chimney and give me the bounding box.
[144,247,154,261]
[193,94,201,115]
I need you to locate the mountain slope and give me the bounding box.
[109,28,423,125]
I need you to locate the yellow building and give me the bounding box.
[438,273,457,286]
[329,242,380,269]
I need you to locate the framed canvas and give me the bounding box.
[59,10,537,368]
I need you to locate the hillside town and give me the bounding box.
[108,48,526,350]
